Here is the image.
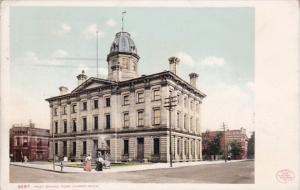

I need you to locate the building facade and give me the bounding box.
[46,31,206,162]
[202,128,248,160]
[9,123,50,161]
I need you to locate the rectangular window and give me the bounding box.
[82,118,87,131]
[123,112,129,128]
[62,106,67,115]
[184,97,188,108]
[137,110,144,126]
[54,121,58,134]
[72,120,77,132]
[83,141,87,155]
[55,142,58,155]
[105,114,111,129]
[63,141,67,156]
[184,115,187,129]
[63,120,67,133]
[177,94,180,104]
[123,139,129,155]
[54,108,58,116]
[106,97,111,107]
[106,140,110,150]
[72,142,76,156]
[177,112,180,128]
[190,117,193,131]
[153,108,161,125]
[72,104,77,113]
[177,139,180,155]
[153,89,160,100]
[190,100,194,110]
[82,102,87,111]
[93,140,98,151]
[94,116,98,130]
[94,99,98,109]
[123,95,129,105]
[137,91,144,103]
[16,137,21,146]
[153,138,160,155]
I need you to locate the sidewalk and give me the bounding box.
[10,160,245,173]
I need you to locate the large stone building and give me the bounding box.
[46,31,206,162]
[9,122,50,162]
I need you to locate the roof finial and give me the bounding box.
[122,11,127,32]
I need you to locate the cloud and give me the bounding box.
[83,24,104,39]
[174,52,195,66]
[174,52,226,68]
[202,82,254,133]
[199,56,226,67]
[105,18,117,27]
[55,23,71,35]
[23,49,69,66]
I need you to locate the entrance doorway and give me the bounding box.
[137,138,144,160]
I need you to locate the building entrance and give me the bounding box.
[137,138,144,160]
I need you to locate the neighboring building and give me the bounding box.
[46,31,206,163]
[202,128,248,160]
[9,122,50,161]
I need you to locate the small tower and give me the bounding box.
[189,72,199,88]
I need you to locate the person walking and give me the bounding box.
[95,156,104,171]
[83,154,92,172]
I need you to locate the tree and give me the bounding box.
[247,132,255,159]
[229,140,241,159]
[207,132,222,158]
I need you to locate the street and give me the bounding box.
[10,160,254,183]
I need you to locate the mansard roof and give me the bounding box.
[45,71,206,102]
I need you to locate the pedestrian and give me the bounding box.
[83,154,92,172]
[95,156,104,171]
[24,156,28,163]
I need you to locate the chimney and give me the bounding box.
[77,70,87,85]
[189,73,199,88]
[168,56,180,74]
[59,86,68,95]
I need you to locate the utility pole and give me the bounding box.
[221,122,227,163]
[164,93,177,167]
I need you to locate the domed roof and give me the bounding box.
[107,32,139,59]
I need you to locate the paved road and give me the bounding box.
[10,160,254,183]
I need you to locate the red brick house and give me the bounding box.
[202,128,248,160]
[9,122,50,161]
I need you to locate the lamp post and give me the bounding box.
[221,122,228,163]
[164,93,177,167]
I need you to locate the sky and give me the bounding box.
[10,7,254,134]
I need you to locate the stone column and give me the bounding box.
[129,137,137,161]
[144,136,152,161]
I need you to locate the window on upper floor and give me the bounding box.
[105,114,111,129]
[190,100,194,110]
[184,115,187,130]
[62,106,67,115]
[153,108,161,125]
[82,117,87,131]
[153,88,160,101]
[23,137,28,146]
[94,116,98,130]
[94,99,99,109]
[82,101,87,111]
[123,94,130,105]
[137,91,144,103]
[105,97,111,107]
[63,120,67,133]
[177,112,180,128]
[184,97,188,108]
[137,110,144,127]
[54,121,58,134]
[123,112,129,128]
[72,120,77,132]
[54,108,58,116]
[72,104,77,113]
